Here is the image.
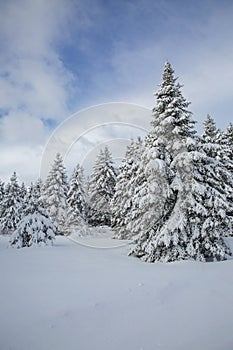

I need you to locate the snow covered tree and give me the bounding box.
[128,61,196,241]
[111,138,145,239]
[65,164,88,235]
[201,118,233,236]
[20,182,27,200]
[223,122,233,147]
[132,149,230,262]
[220,124,233,235]
[202,115,219,140]
[0,172,22,234]
[126,144,172,243]
[201,114,221,157]
[219,122,233,172]
[10,185,56,248]
[43,154,68,234]
[34,178,43,202]
[130,61,231,262]
[89,146,117,226]
[202,117,232,173]
[147,61,196,157]
[129,62,195,259]
[67,164,87,220]
[186,150,232,260]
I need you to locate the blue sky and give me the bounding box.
[0,0,233,182]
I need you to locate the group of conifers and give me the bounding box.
[0,62,232,262]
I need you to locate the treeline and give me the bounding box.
[0,146,118,247]
[0,62,232,263]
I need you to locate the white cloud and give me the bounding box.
[0,144,44,183]
[0,0,77,182]
[0,0,75,121]
[0,111,49,145]
[40,103,151,180]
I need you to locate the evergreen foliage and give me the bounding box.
[2,61,232,259]
[127,145,171,244]
[129,62,231,262]
[43,153,68,234]
[89,146,117,226]
[148,61,196,157]
[10,186,56,248]
[111,138,143,239]
[201,116,233,236]
[65,164,88,235]
[0,172,22,234]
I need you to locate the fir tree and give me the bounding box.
[68,165,87,219]
[111,138,143,239]
[219,122,233,172]
[201,117,233,236]
[43,154,68,234]
[65,164,88,235]
[131,147,231,262]
[34,178,43,202]
[223,122,233,147]
[20,182,27,200]
[130,61,231,262]
[202,114,219,140]
[89,146,117,226]
[0,172,22,234]
[10,186,56,248]
[130,61,195,260]
[219,124,233,235]
[148,61,196,157]
[201,114,221,158]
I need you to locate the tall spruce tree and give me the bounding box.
[43,153,68,234]
[221,123,233,235]
[89,146,117,226]
[130,61,195,260]
[0,172,22,234]
[130,61,231,262]
[65,164,88,235]
[201,117,233,236]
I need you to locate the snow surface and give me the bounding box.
[1,234,233,350]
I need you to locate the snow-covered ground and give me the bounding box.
[1,233,233,350]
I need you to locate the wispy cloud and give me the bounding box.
[0,0,77,181]
[0,0,76,121]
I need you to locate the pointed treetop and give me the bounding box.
[162,61,176,86]
[10,171,18,182]
[202,114,219,141]
[225,122,233,142]
[150,61,196,152]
